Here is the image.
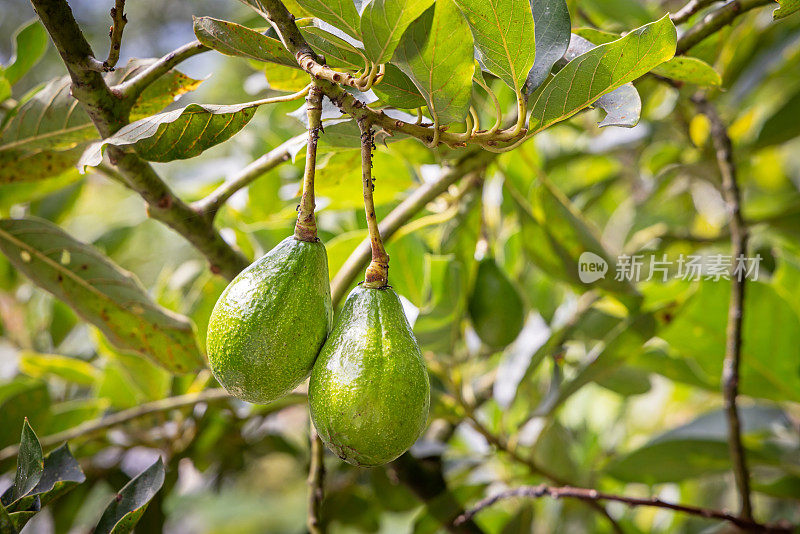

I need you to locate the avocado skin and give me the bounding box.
[309,285,430,467]
[468,258,525,349]
[207,236,332,404]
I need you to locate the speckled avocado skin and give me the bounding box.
[468,258,525,349]
[207,236,332,404]
[309,285,430,467]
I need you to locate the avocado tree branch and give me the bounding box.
[675,0,774,54]
[307,428,326,534]
[692,95,753,520]
[30,0,249,278]
[104,0,127,70]
[295,81,324,242]
[455,485,792,532]
[194,134,303,219]
[671,0,719,24]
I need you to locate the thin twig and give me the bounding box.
[0,389,216,462]
[114,40,209,101]
[193,135,303,219]
[104,0,127,70]
[676,0,773,54]
[358,118,390,288]
[692,94,753,520]
[671,0,719,24]
[295,82,324,242]
[307,428,326,534]
[455,485,792,532]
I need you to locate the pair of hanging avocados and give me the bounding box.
[206,234,525,467]
[206,235,430,466]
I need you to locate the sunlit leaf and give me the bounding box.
[2,20,48,86]
[528,16,677,133]
[18,352,100,386]
[0,63,203,155]
[0,148,84,185]
[652,56,721,86]
[773,0,800,19]
[360,0,434,64]
[294,0,362,39]
[372,64,426,109]
[0,218,204,373]
[454,0,535,93]
[393,1,475,125]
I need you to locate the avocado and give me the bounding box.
[309,285,430,466]
[468,258,525,349]
[207,236,332,404]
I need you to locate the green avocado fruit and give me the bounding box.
[207,236,332,404]
[309,285,430,467]
[468,258,525,349]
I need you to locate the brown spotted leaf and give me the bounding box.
[0,217,203,374]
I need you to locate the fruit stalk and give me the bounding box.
[294,81,324,242]
[358,118,390,288]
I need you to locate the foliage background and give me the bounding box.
[1,0,800,532]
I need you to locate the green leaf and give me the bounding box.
[0,504,17,534]
[0,147,84,185]
[294,0,362,39]
[193,17,298,68]
[414,254,466,353]
[526,0,571,93]
[3,20,48,86]
[18,352,100,386]
[360,0,434,64]
[0,63,203,155]
[94,458,165,534]
[0,77,96,154]
[594,83,641,127]
[3,443,86,532]
[372,64,426,109]
[661,280,800,402]
[393,1,475,125]
[652,56,721,86]
[0,217,203,373]
[314,147,412,209]
[773,0,800,19]
[8,421,43,506]
[528,15,676,133]
[507,175,638,296]
[27,444,85,507]
[0,78,10,103]
[385,233,428,307]
[454,0,536,93]
[606,407,792,483]
[0,379,50,449]
[79,101,260,166]
[755,87,800,148]
[301,25,365,70]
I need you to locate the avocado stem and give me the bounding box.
[294,81,324,242]
[358,118,390,288]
